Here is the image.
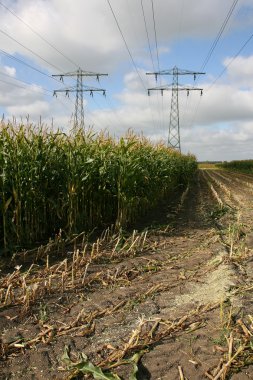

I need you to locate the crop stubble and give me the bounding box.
[0,169,253,379]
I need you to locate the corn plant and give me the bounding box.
[218,160,253,174]
[0,122,197,253]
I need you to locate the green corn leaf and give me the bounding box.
[62,346,121,380]
[127,351,146,380]
[62,345,72,365]
[128,360,139,380]
[4,196,12,213]
[74,359,121,380]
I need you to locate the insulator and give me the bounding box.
[90,91,93,97]
[155,74,158,82]
[161,90,163,96]
[194,74,196,81]
[200,90,203,96]
[60,75,63,82]
[148,90,150,96]
[103,90,106,96]
[187,90,189,96]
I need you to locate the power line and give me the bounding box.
[106,0,146,90]
[0,70,52,94]
[140,0,159,132]
[1,0,155,130]
[0,76,52,98]
[151,0,161,74]
[0,1,79,70]
[186,0,239,131]
[0,77,27,90]
[0,76,51,99]
[208,32,253,90]
[0,38,131,133]
[200,0,239,72]
[149,0,165,131]
[187,31,252,132]
[0,48,59,82]
[141,0,155,72]
[0,47,77,98]
[0,7,113,129]
[0,28,63,72]
[106,0,159,136]
[0,1,104,78]
[1,0,155,133]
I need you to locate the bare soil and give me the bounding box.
[0,169,253,380]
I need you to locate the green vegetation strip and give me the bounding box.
[218,160,253,174]
[0,122,197,252]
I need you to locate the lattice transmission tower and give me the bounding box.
[147,66,205,152]
[53,68,108,130]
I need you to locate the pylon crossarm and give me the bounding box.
[53,86,75,93]
[176,87,203,91]
[54,88,106,96]
[148,87,203,96]
[148,86,170,91]
[146,67,205,77]
[52,71,108,78]
[148,85,203,91]
[82,87,106,92]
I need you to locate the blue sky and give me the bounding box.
[0,0,253,160]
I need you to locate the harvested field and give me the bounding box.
[0,168,253,379]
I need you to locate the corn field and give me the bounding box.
[0,122,197,252]
[218,160,253,174]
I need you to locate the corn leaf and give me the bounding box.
[126,351,145,380]
[62,346,121,380]
[4,196,12,213]
[73,360,121,380]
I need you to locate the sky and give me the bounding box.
[0,0,253,161]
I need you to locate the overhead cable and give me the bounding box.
[151,0,161,73]
[106,0,146,90]
[200,0,239,71]
[141,0,155,72]
[0,28,63,72]
[208,32,253,90]
[0,48,70,92]
[0,1,79,70]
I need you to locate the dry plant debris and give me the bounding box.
[1,168,253,379]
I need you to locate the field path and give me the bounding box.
[1,169,253,379]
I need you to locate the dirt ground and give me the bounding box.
[0,169,253,380]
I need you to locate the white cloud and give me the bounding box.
[224,55,253,87]
[7,99,49,116]
[4,65,16,77]
[192,83,253,125]
[182,121,253,161]
[1,1,253,161]
[1,0,252,72]
[84,67,253,161]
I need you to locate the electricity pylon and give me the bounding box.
[53,68,108,130]
[147,66,205,152]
